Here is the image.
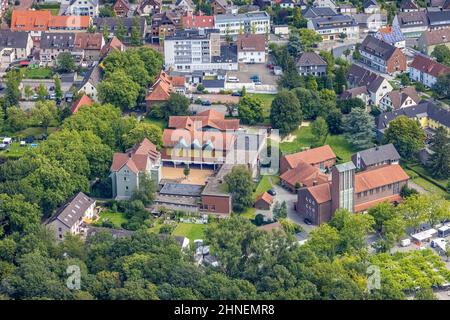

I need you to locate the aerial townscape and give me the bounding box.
[0,0,449,302]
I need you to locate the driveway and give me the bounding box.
[189,104,237,116]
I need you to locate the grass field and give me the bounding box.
[143,117,166,130]
[16,127,57,138]
[254,175,280,198]
[172,223,206,241]
[280,126,358,162]
[97,211,128,229]
[22,67,53,79]
[240,207,257,220]
[0,142,28,159]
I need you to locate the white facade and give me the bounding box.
[79,80,98,101]
[379,92,418,111]
[307,19,359,40]
[370,78,393,106]
[314,0,337,8]
[214,11,270,35]
[409,65,439,87]
[238,50,266,63]
[66,0,99,17]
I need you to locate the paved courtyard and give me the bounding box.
[227,63,279,86]
[161,167,214,185]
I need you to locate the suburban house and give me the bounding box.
[376,101,450,138]
[345,64,393,106]
[10,10,90,43]
[417,28,450,55]
[74,32,105,63]
[71,94,94,113]
[359,35,407,74]
[280,145,337,174]
[354,13,387,33]
[210,0,228,15]
[307,15,359,40]
[150,10,183,43]
[351,143,401,171]
[46,192,96,240]
[313,0,337,9]
[338,4,357,14]
[66,0,99,17]
[400,0,419,12]
[380,87,421,111]
[302,7,337,19]
[429,0,450,10]
[393,11,428,38]
[296,51,327,76]
[375,25,406,50]
[428,11,450,30]
[176,0,196,12]
[136,0,161,16]
[271,24,290,36]
[182,13,215,29]
[297,161,409,225]
[409,54,450,87]
[276,0,296,8]
[110,138,162,200]
[78,63,102,100]
[255,192,273,210]
[0,30,33,60]
[280,160,329,192]
[113,0,131,17]
[163,29,238,72]
[363,0,380,14]
[214,11,271,35]
[236,33,267,64]
[99,36,125,57]
[145,70,186,109]
[94,17,147,44]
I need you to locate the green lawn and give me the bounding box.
[16,127,57,138]
[280,126,358,162]
[143,117,166,130]
[413,177,448,197]
[407,163,449,189]
[22,67,53,79]
[250,93,275,119]
[172,223,206,241]
[0,142,29,159]
[239,207,256,220]
[97,211,128,229]
[254,175,280,198]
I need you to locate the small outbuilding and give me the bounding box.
[255,192,273,210]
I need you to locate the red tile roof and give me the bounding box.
[71,94,93,113]
[255,192,274,205]
[100,36,125,56]
[355,164,409,193]
[410,54,450,78]
[280,160,328,188]
[162,129,235,151]
[182,13,214,28]
[236,34,266,52]
[284,145,336,169]
[111,138,160,173]
[307,182,331,204]
[74,32,104,50]
[354,194,403,212]
[48,15,91,29]
[145,70,185,102]
[11,10,90,31]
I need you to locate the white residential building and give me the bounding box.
[236,34,267,63]
[66,0,99,17]
[307,14,359,40]
[409,54,450,87]
[214,11,270,36]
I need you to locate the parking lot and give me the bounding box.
[227,63,279,86]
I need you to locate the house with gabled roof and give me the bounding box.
[78,62,102,101]
[71,94,93,113]
[296,51,327,76]
[380,86,421,111]
[417,28,450,55]
[113,0,131,17]
[363,0,380,13]
[393,11,428,38]
[280,160,329,192]
[351,143,401,170]
[110,138,162,200]
[375,25,406,50]
[255,192,273,210]
[145,70,186,110]
[409,54,450,87]
[400,0,419,12]
[136,0,161,16]
[46,192,96,240]
[280,145,337,174]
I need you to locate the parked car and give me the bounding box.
[304,218,312,225]
[267,188,276,196]
[231,92,242,97]
[201,100,211,106]
[227,76,239,83]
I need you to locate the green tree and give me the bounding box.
[334,67,347,94]
[273,201,287,220]
[224,165,254,212]
[130,17,142,46]
[310,116,328,145]
[30,100,58,133]
[270,90,302,135]
[287,32,302,57]
[428,127,450,179]
[132,173,156,206]
[0,194,41,236]
[123,122,162,148]
[151,93,190,120]
[337,98,365,114]
[5,107,28,132]
[383,116,426,159]
[326,109,343,134]
[36,83,48,101]
[98,70,140,110]
[102,23,110,42]
[54,76,62,100]
[343,108,375,149]
[238,95,264,125]
[183,164,190,181]
[24,85,33,100]
[56,52,76,73]
[115,18,127,41]
[4,70,21,108]
[415,287,437,300]
[298,29,322,50]
[431,44,450,65]
[99,5,116,17]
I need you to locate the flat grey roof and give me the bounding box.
[214,11,270,23]
[335,161,356,172]
[159,182,203,197]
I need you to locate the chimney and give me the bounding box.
[128,152,132,158]
[313,180,318,186]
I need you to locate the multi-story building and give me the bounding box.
[313,0,337,9]
[359,35,407,74]
[150,10,183,43]
[307,15,359,40]
[400,0,419,12]
[46,192,96,240]
[94,17,147,44]
[110,138,162,200]
[363,0,380,14]
[280,145,337,174]
[182,13,215,29]
[214,11,270,36]
[428,11,450,30]
[380,87,421,111]
[375,25,406,50]
[417,28,450,55]
[354,13,387,33]
[66,0,99,17]
[0,30,33,60]
[296,51,327,76]
[113,0,131,17]
[302,6,337,19]
[40,32,77,66]
[136,0,161,16]
[164,29,238,72]
[351,143,400,171]
[393,11,428,38]
[409,54,450,87]
[73,32,105,63]
[236,33,267,64]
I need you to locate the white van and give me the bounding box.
[227,76,239,83]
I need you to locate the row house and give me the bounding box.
[94,17,147,44]
[0,30,33,61]
[409,54,450,87]
[359,35,407,74]
[307,15,359,40]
